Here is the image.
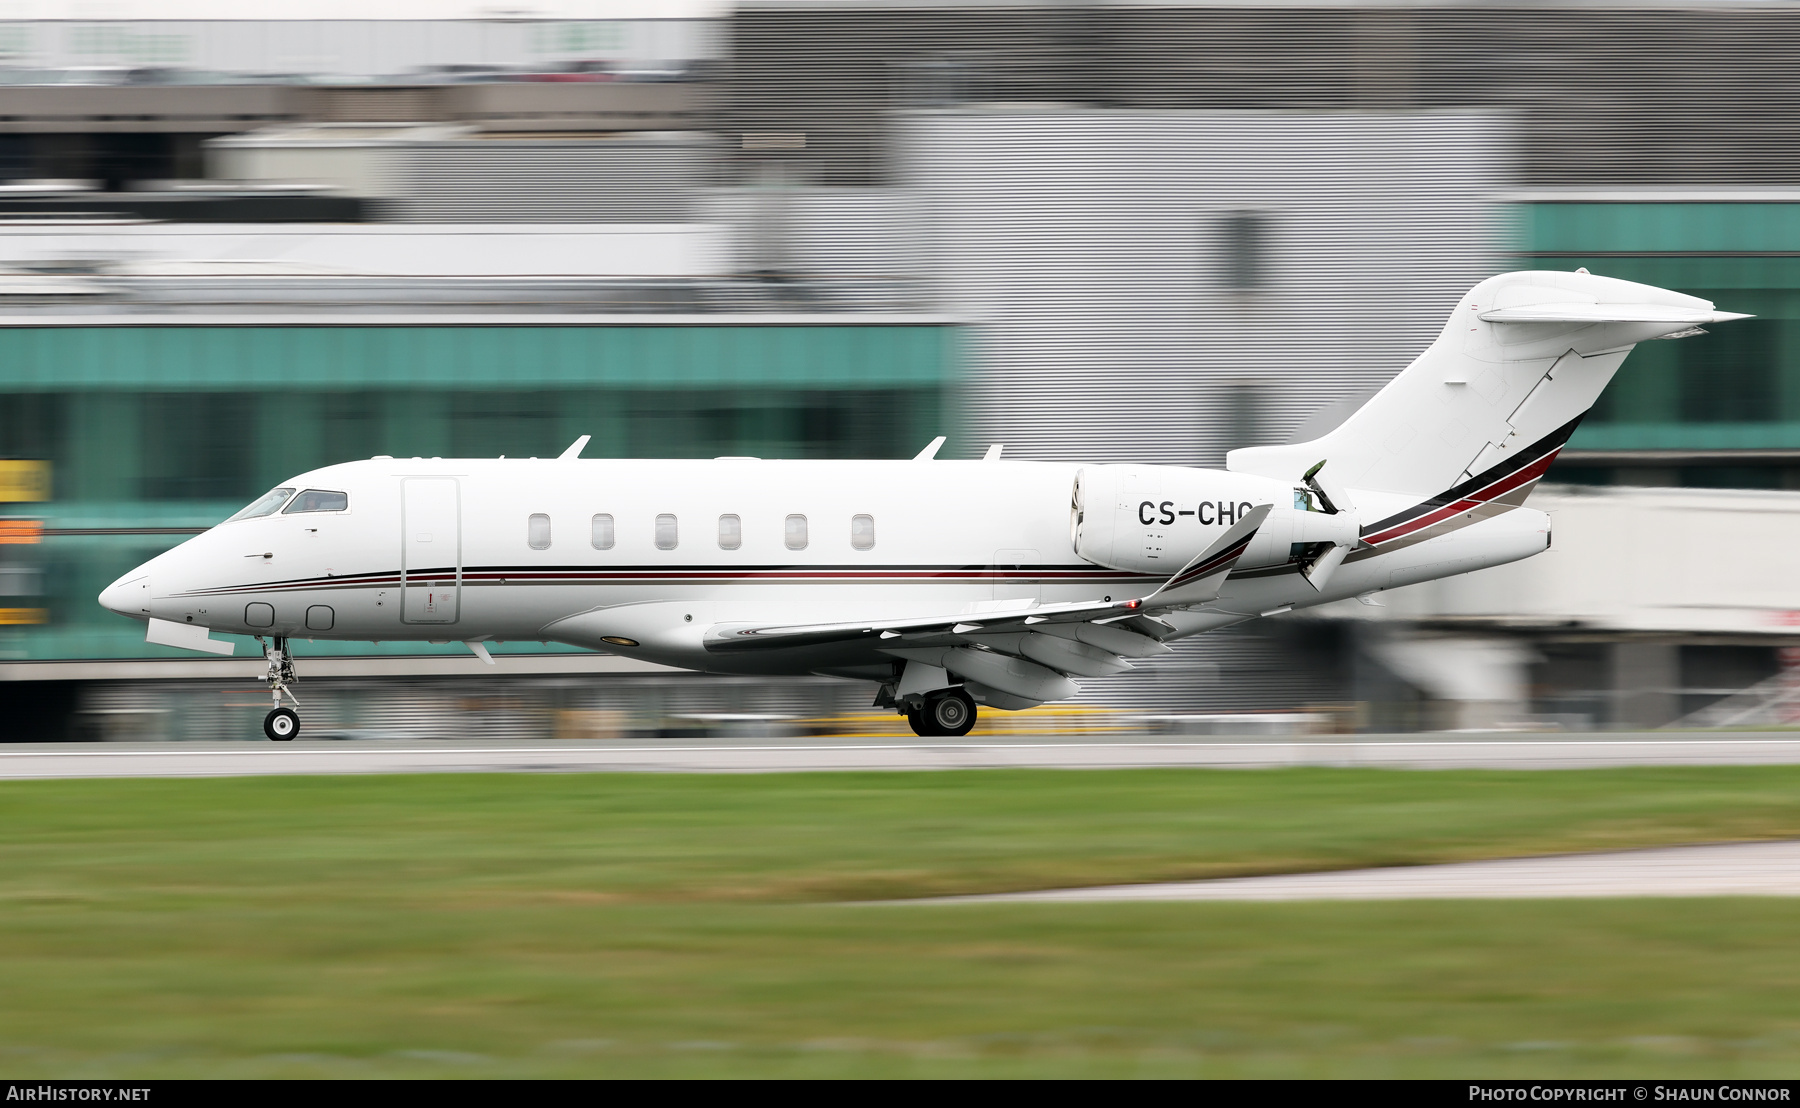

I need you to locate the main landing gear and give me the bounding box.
[905,687,977,738]
[258,635,300,741]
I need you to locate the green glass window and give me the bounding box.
[1680,319,1780,423]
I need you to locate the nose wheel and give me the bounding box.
[264,707,300,741]
[906,688,977,737]
[258,635,300,741]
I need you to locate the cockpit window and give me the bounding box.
[227,487,295,522]
[284,489,349,514]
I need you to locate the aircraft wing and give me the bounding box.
[702,505,1270,659]
[703,594,1154,654]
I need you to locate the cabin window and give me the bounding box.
[851,513,875,550]
[591,513,614,550]
[227,487,294,521]
[655,513,679,550]
[718,514,742,550]
[528,513,551,550]
[284,489,349,514]
[785,514,808,551]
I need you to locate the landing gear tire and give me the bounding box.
[906,689,977,738]
[929,689,977,737]
[264,707,300,741]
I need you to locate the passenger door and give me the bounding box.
[401,477,460,624]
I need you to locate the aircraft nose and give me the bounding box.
[99,575,150,618]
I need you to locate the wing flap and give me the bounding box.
[703,595,1142,655]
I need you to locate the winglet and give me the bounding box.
[466,641,495,664]
[913,436,946,461]
[558,435,591,460]
[1142,503,1272,609]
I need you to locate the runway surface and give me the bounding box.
[920,841,1800,902]
[3,732,1800,778]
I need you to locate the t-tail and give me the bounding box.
[1226,269,1749,548]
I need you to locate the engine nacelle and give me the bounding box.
[1072,464,1356,576]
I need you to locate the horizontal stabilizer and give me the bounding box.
[1478,303,1752,325]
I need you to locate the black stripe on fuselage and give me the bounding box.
[1358,412,1584,541]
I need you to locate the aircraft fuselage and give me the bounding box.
[103,455,1548,679]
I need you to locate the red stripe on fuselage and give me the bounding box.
[1362,449,1560,546]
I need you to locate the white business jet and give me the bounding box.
[100,270,1745,740]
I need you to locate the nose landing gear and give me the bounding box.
[258,635,300,741]
[264,706,299,741]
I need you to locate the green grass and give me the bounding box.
[2,767,1800,1077]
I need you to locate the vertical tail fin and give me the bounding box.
[1227,270,1748,501]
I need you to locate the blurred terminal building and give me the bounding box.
[4,2,1800,739]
